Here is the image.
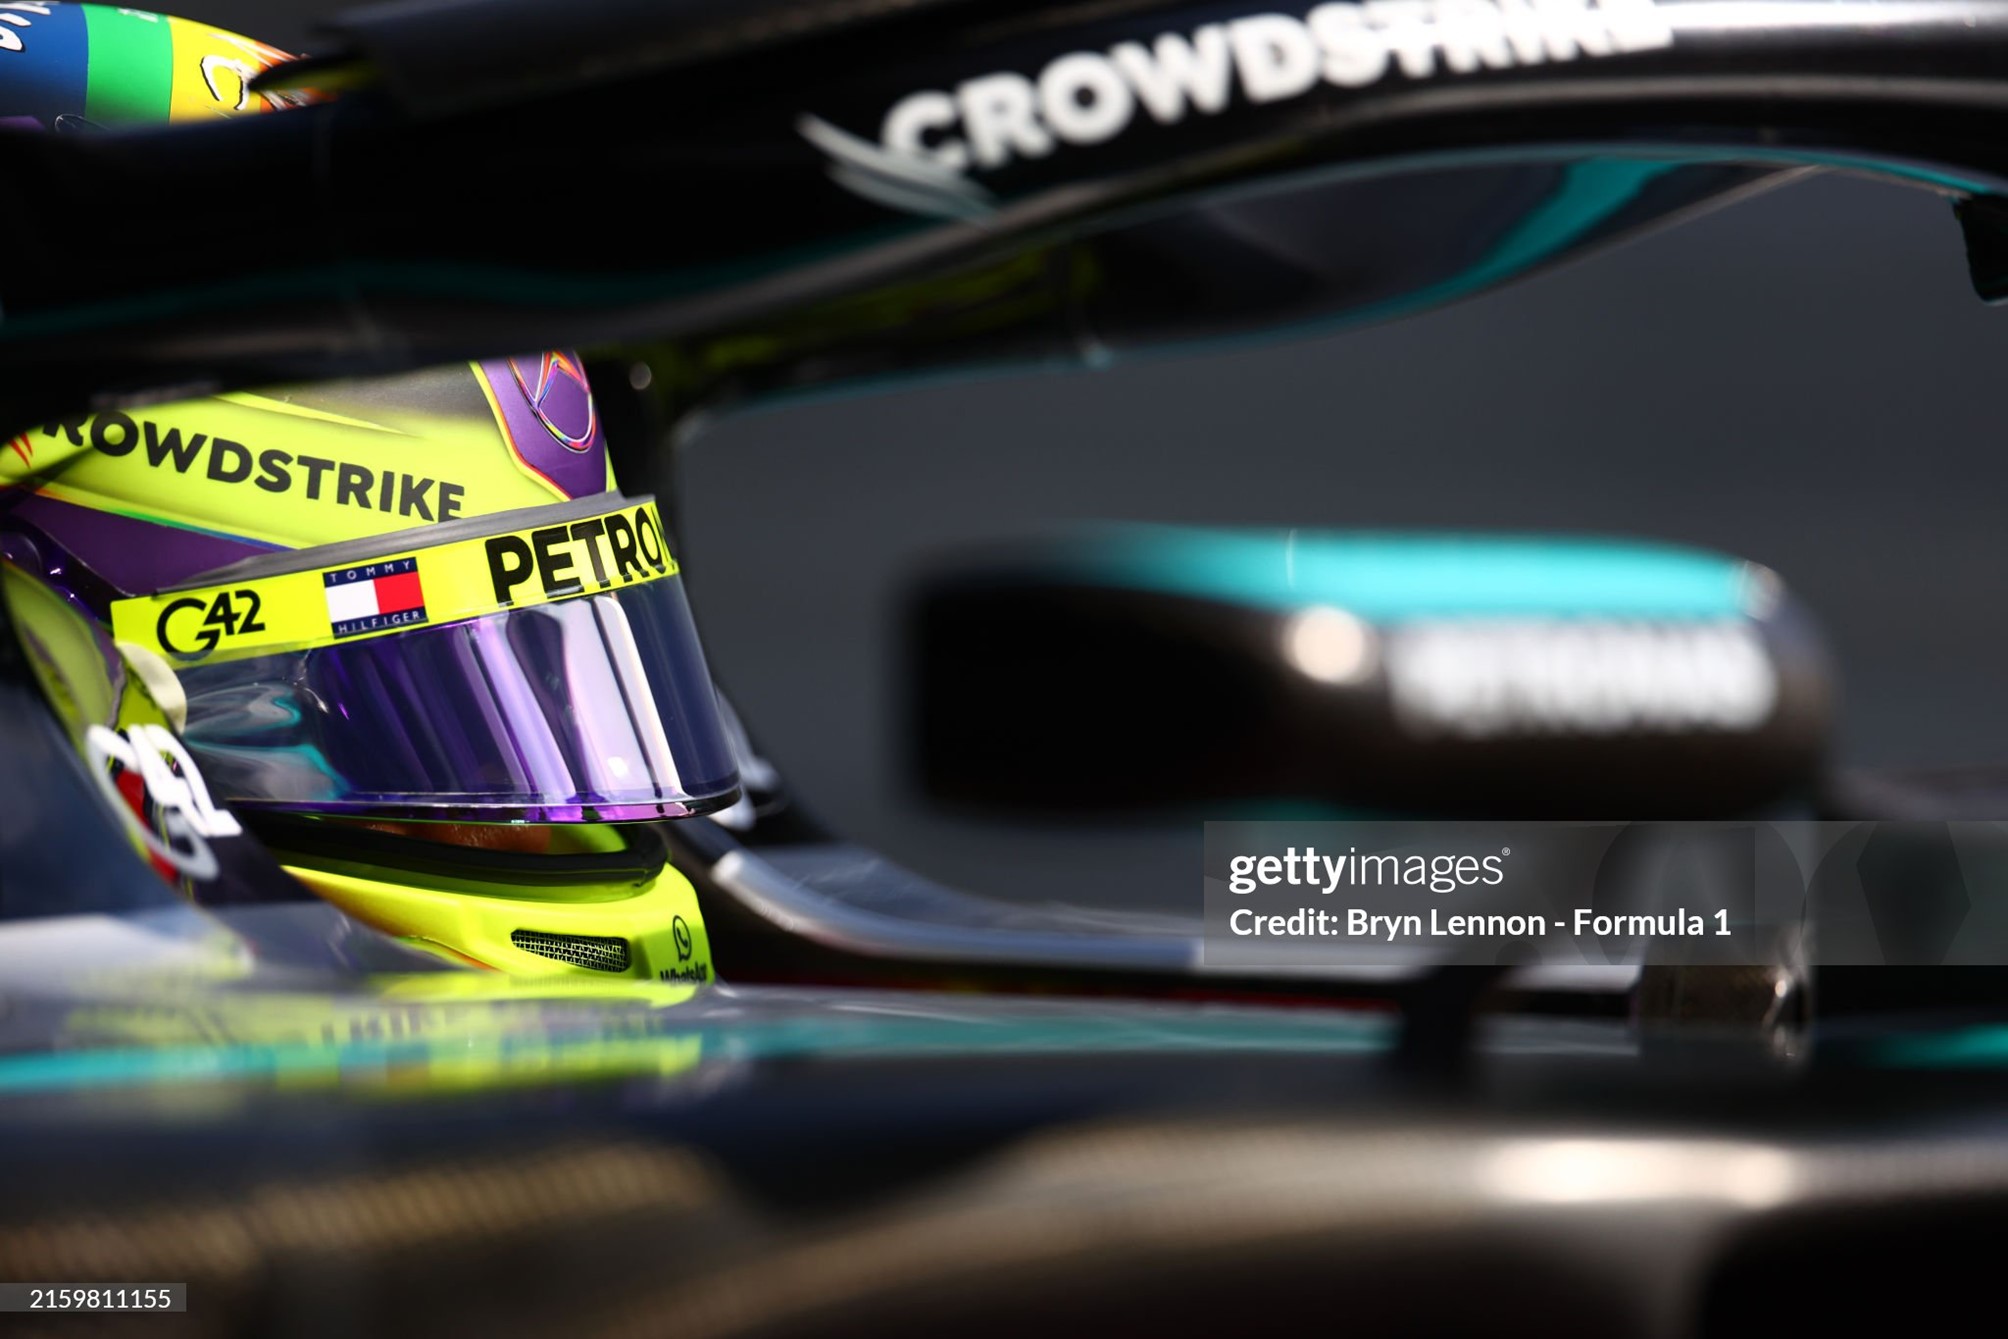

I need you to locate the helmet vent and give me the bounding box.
[510,930,632,974]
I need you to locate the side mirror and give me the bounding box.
[908,527,1833,818]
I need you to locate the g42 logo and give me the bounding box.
[85,723,243,881]
[157,588,267,657]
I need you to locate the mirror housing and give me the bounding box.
[909,527,1834,818]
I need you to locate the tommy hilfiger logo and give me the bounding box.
[324,557,428,638]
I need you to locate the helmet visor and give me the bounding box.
[110,497,739,821]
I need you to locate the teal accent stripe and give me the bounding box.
[1873,1026,2008,1069]
[0,1012,1393,1094]
[1455,159,1674,295]
[1072,526,1758,620]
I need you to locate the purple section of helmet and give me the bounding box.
[478,352,608,499]
[0,530,41,572]
[0,117,43,131]
[0,527,125,665]
[10,493,277,594]
[4,524,121,625]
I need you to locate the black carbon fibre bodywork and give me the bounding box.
[3,0,2008,428]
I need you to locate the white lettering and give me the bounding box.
[85,723,242,881]
[1363,0,1440,78]
[1111,26,1235,124]
[883,91,969,171]
[1573,908,1708,936]
[1039,52,1136,145]
[1602,0,1675,51]
[1229,14,1322,103]
[814,0,1676,193]
[1308,3,1393,86]
[1432,0,1516,71]
[957,72,1052,168]
[1387,621,1779,738]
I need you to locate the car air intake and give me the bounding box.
[511,930,631,974]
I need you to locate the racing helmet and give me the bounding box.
[4,514,723,984]
[0,3,301,130]
[1,6,737,826]
[0,6,733,985]
[5,351,741,824]
[2,345,735,979]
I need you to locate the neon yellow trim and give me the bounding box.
[2,395,559,551]
[282,852,714,987]
[213,391,408,435]
[2,563,119,742]
[111,497,678,664]
[61,991,707,1095]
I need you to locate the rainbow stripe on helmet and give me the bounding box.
[3,5,304,129]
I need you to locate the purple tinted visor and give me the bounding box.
[175,574,740,821]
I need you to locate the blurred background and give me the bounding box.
[179,1,2008,910]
